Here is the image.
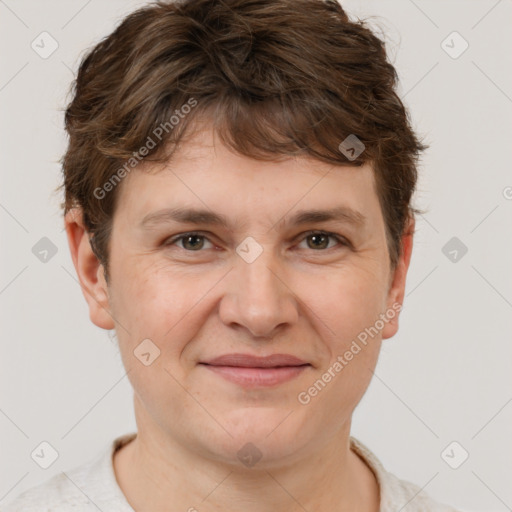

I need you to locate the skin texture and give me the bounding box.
[65,121,414,512]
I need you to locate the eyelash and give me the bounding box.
[163,230,350,252]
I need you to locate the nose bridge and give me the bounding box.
[240,243,279,302]
[220,237,298,337]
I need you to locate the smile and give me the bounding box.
[198,353,311,388]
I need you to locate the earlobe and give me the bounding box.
[64,208,115,330]
[381,217,415,340]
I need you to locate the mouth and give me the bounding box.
[198,353,311,387]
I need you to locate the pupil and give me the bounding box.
[310,234,327,249]
[185,235,203,250]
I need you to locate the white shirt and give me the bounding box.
[1,432,461,511]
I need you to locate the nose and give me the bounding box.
[218,244,299,339]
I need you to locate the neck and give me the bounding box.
[113,400,379,512]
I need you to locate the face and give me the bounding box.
[67,121,413,468]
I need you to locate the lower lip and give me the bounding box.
[200,364,309,387]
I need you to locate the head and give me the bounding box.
[61,0,426,467]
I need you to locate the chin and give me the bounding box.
[202,407,313,468]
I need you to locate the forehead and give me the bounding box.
[114,125,382,232]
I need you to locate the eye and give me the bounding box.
[163,230,349,253]
[296,230,348,251]
[164,232,214,251]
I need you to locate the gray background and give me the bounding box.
[1,1,511,510]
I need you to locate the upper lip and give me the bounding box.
[200,353,309,368]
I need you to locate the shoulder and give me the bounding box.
[1,468,96,512]
[380,470,461,512]
[1,433,136,512]
[350,437,462,512]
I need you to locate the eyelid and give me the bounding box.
[164,230,350,251]
[294,230,350,250]
[164,231,215,248]
[308,230,347,243]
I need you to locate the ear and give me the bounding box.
[64,208,115,330]
[381,216,415,340]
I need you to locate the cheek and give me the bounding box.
[296,268,385,425]
[302,263,388,349]
[108,265,208,418]
[108,259,212,354]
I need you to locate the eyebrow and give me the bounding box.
[140,206,366,230]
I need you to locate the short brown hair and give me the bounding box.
[58,0,427,283]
